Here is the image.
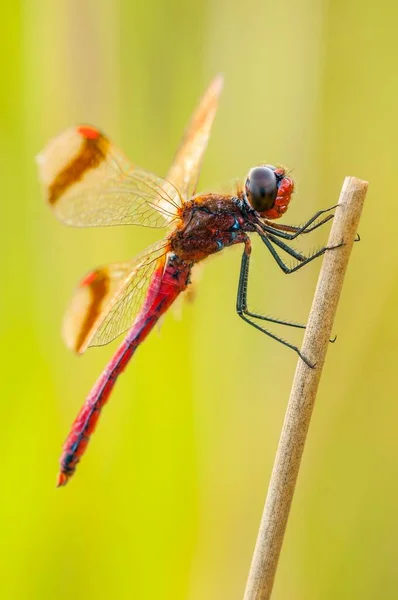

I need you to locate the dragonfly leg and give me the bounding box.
[260,205,337,240]
[260,234,343,275]
[266,234,307,262]
[265,219,360,243]
[236,244,315,367]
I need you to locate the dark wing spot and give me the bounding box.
[48,133,109,206]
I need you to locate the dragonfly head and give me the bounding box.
[244,165,294,220]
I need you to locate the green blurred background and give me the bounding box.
[1,0,398,598]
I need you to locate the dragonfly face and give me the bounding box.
[245,165,294,221]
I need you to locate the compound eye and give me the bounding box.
[245,166,278,213]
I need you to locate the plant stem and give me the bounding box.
[243,177,368,600]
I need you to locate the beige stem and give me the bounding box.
[243,177,368,600]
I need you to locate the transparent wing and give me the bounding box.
[80,241,168,352]
[196,176,244,199]
[37,125,181,228]
[163,74,224,206]
[64,240,169,354]
[63,261,137,353]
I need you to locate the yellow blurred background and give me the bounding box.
[1,0,397,598]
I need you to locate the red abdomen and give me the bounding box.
[58,255,191,486]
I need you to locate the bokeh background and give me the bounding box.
[1,0,398,598]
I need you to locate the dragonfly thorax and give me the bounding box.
[169,194,252,263]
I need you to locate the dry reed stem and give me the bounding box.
[243,176,368,600]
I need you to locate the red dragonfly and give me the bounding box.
[37,75,335,486]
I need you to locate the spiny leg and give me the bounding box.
[260,233,343,275]
[236,241,314,367]
[240,236,307,330]
[260,205,337,240]
[263,219,360,245]
[265,214,335,237]
[245,313,307,331]
[266,234,307,262]
[241,235,307,329]
[252,235,338,342]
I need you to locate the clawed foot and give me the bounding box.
[327,240,345,251]
[299,350,316,369]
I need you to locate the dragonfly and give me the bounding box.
[37,75,336,486]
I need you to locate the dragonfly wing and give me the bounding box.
[165,74,224,203]
[66,240,169,354]
[37,125,181,228]
[63,261,136,353]
[164,75,224,313]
